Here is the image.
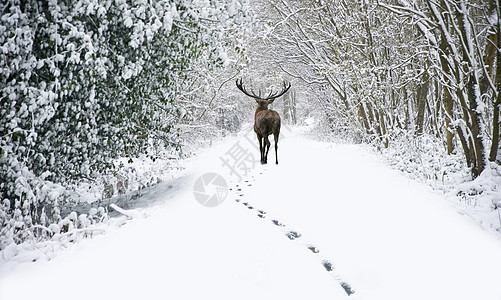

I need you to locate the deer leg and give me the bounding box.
[274,132,279,164]
[264,135,271,164]
[257,134,264,164]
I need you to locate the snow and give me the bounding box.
[109,203,143,220]
[1,127,501,300]
[247,132,501,300]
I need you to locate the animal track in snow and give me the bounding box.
[272,219,285,227]
[229,170,355,296]
[285,231,301,240]
[340,282,355,296]
[322,259,333,271]
[308,245,319,253]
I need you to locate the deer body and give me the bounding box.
[255,103,281,164]
[236,79,290,165]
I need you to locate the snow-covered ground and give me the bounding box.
[1,127,501,300]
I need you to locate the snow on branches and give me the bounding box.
[0,0,252,250]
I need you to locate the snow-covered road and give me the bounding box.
[1,127,501,300]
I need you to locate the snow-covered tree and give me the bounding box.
[0,0,252,249]
[255,0,500,178]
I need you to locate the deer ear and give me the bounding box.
[268,98,275,104]
[255,99,260,103]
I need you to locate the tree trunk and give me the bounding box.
[379,109,389,148]
[357,102,372,135]
[457,126,472,168]
[416,71,429,136]
[490,98,500,162]
[283,91,291,124]
[466,80,486,176]
[489,8,501,162]
[439,39,455,154]
[291,90,297,125]
[479,0,497,97]
[455,0,486,176]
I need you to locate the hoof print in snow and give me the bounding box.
[322,260,333,272]
[258,210,266,215]
[247,184,252,187]
[258,214,265,218]
[340,282,354,296]
[308,246,319,253]
[247,206,254,209]
[235,199,240,202]
[237,188,242,191]
[272,220,285,227]
[243,202,249,206]
[239,194,244,197]
[286,231,301,240]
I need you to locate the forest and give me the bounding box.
[1,0,500,251]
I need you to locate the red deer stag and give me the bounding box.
[236,79,291,165]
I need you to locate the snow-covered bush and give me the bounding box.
[380,134,471,189]
[0,0,252,250]
[378,133,501,232]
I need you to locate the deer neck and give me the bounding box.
[255,107,269,116]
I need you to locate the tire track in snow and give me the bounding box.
[228,171,355,296]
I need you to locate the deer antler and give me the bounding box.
[236,79,291,100]
[265,82,291,100]
[236,79,262,100]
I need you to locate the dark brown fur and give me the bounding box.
[236,79,290,165]
[254,100,281,164]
